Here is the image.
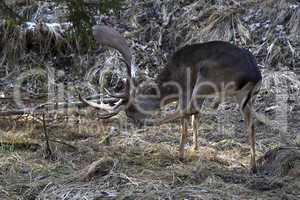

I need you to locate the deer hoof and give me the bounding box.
[191,144,198,151]
[250,165,257,174]
[178,151,185,162]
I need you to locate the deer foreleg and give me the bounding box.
[179,117,189,160]
[191,114,199,151]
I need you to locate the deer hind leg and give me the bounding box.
[191,113,199,151]
[236,85,258,173]
[241,104,256,173]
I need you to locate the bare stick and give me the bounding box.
[42,113,52,159]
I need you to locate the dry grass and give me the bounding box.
[0,112,299,199]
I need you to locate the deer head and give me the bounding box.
[80,25,162,125]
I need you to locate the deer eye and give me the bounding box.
[149,87,158,95]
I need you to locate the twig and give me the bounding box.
[0,95,120,117]
[42,113,52,159]
[50,139,77,150]
[119,173,140,186]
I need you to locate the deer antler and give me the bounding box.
[92,25,132,78]
[80,25,133,116]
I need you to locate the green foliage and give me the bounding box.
[98,0,125,15]
[63,0,94,52]
[0,0,25,24]
[58,0,125,53]
[3,18,18,31]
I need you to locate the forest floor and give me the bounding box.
[0,105,299,199]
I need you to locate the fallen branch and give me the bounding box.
[42,113,52,159]
[0,96,120,116]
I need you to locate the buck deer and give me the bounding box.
[80,25,262,173]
